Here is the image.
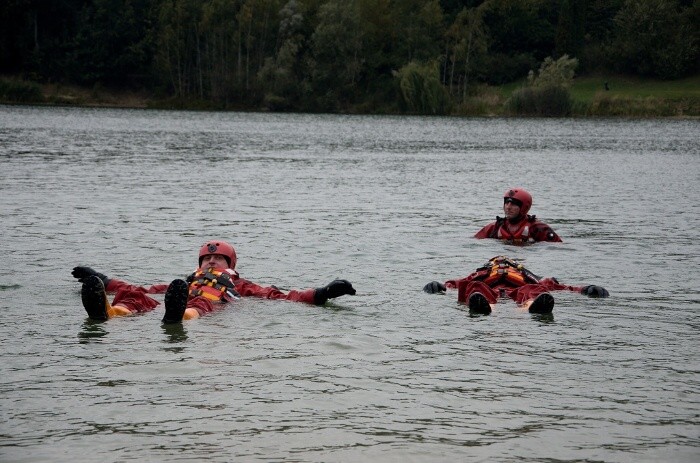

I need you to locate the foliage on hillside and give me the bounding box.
[1,0,698,115]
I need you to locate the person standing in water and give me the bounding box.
[475,188,562,244]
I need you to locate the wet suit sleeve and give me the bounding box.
[233,278,316,304]
[105,279,169,294]
[539,278,583,293]
[474,222,497,239]
[530,222,563,242]
[445,272,478,290]
[444,279,460,289]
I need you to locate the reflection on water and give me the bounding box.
[78,320,109,341]
[162,323,189,344]
[0,105,699,463]
[529,313,555,324]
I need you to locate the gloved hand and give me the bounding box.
[314,279,356,305]
[423,281,446,293]
[581,285,609,298]
[72,266,110,286]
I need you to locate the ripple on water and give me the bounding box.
[1,106,699,462]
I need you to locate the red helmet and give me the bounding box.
[199,240,237,268]
[503,188,532,216]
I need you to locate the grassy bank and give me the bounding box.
[2,74,698,117]
[569,74,700,117]
[490,74,700,117]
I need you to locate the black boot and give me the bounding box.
[468,292,492,314]
[529,293,554,314]
[163,279,189,324]
[81,275,109,321]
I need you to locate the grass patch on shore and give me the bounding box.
[570,74,700,117]
[494,74,699,117]
[570,74,700,101]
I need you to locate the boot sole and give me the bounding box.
[529,293,555,314]
[468,292,492,314]
[163,279,189,323]
[81,275,109,321]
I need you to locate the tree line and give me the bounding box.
[1,0,698,113]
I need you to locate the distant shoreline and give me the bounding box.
[2,76,699,118]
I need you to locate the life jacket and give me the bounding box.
[493,215,538,244]
[187,268,241,302]
[474,256,540,287]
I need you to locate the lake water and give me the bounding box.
[0,105,698,462]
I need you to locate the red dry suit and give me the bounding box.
[104,268,317,316]
[474,215,562,244]
[444,256,582,305]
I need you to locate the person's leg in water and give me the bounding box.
[81,275,160,320]
[162,279,212,323]
[81,276,135,320]
[162,279,189,323]
[508,284,554,314]
[162,279,222,323]
[457,280,497,314]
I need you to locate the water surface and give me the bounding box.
[1,105,698,462]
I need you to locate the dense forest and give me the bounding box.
[1,0,698,113]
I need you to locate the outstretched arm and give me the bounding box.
[313,279,356,305]
[234,278,356,305]
[423,281,446,293]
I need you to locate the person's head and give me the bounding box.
[503,188,532,221]
[198,240,237,270]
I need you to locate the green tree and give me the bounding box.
[354,0,396,105]
[236,0,282,94]
[200,0,243,102]
[3,0,90,82]
[308,0,364,110]
[480,0,558,83]
[155,0,203,98]
[527,54,578,88]
[69,0,154,87]
[507,54,577,116]
[612,0,698,78]
[444,6,487,100]
[390,0,444,63]
[396,60,450,114]
[258,0,308,109]
[555,0,585,59]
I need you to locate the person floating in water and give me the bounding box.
[423,255,608,314]
[73,240,356,323]
[475,188,562,244]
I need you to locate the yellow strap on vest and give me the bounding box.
[188,268,240,301]
[481,256,530,286]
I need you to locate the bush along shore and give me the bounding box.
[1,73,698,118]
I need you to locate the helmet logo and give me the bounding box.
[207,243,218,253]
[507,190,515,197]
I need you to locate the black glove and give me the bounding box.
[72,266,110,286]
[423,281,446,293]
[581,285,609,298]
[314,279,356,305]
